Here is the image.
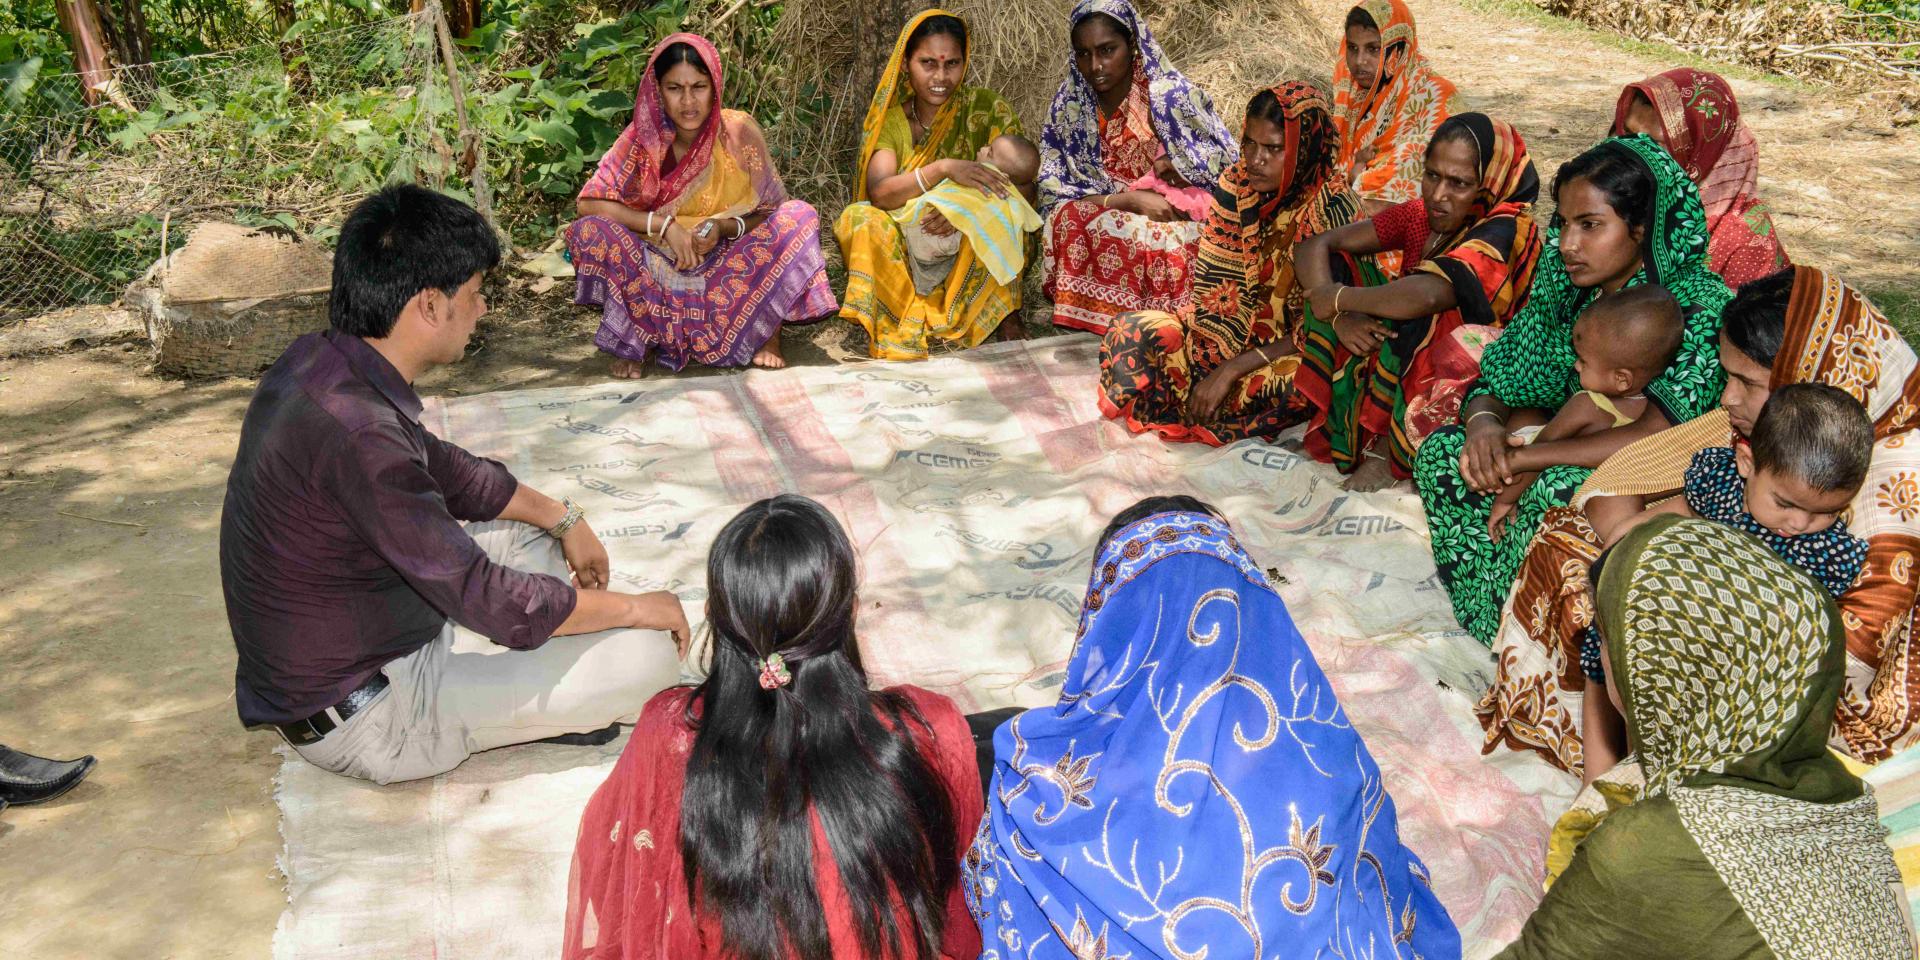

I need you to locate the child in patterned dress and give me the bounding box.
[1580,382,1874,783]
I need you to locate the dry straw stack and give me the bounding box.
[1541,0,1919,118]
[765,0,1331,218]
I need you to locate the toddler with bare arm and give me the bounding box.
[1487,285,1682,541]
[1578,383,1874,782]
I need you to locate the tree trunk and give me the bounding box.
[94,0,152,69]
[271,0,314,98]
[410,0,481,38]
[53,0,116,104]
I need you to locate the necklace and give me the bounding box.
[908,97,932,143]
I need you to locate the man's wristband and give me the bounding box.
[548,497,586,539]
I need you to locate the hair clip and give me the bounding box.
[757,652,792,690]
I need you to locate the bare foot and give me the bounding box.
[751,336,786,369]
[609,357,647,380]
[995,314,1029,342]
[1343,454,1402,493]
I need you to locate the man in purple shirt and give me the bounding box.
[221,185,688,783]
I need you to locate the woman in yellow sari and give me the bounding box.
[834,10,1027,361]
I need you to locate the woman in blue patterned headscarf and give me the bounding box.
[964,500,1458,960]
[1037,0,1238,336]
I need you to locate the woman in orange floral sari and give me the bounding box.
[1478,265,1920,774]
[1333,0,1455,220]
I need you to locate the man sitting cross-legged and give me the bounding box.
[220,184,689,784]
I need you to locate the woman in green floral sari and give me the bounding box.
[1413,134,1732,645]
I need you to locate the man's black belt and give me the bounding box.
[274,673,391,747]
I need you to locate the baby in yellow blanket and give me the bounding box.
[896,134,1043,296]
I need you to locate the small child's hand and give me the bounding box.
[1488,501,1515,542]
[977,144,993,164]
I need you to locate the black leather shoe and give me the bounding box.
[0,745,96,805]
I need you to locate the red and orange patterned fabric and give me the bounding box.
[1299,113,1542,477]
[1098,82,1360,446]
[1043,60,1203,335]
[567,33,835,368]
[1332,0,1455,205]
[1610,68,1789,289]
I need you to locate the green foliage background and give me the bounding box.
[0,0,789,316]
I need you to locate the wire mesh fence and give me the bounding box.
[0,12,462,322]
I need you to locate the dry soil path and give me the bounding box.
[2,1,1915,956]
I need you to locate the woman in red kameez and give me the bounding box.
[561,495,982,960]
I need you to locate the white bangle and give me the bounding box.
[914,169,930,195]
[734,215,747,238]
[645,211,654,236]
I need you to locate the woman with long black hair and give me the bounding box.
[560,495,983,960]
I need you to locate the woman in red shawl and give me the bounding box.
[567,35,836,378]
[561,495,982,960]
[1612,68,1789,288]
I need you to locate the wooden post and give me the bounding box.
[425,1,498,235]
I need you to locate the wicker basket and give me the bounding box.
[130,222,333,380]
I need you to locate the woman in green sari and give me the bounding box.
[1413,134,1732,645]
[833,9,1027,360]
[1495,516,1912,960]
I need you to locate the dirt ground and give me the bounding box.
[2,1,1916,956]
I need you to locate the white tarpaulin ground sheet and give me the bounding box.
[274,337,1580,959]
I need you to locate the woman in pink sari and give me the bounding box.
[567,34,837,377]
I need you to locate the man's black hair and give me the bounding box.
[329,184,501,338]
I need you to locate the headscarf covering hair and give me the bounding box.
[855,9,960,200]
[1594,515,1910,959]
[1420,114,1539,257]
[1332,0,1456,203]
[1036,0,1238,210]
[1610,68,1789,287]
[1405,112,1542,323]
[1772,265,1920,440]
[1188,81,1358,366]
[577,33,780,219]
[1299,111,1544,477]
[1473,134,1732,424]
[965,509,1460,959]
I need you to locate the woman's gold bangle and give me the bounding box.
[1333,285,1345,315]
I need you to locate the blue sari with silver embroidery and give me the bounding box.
[964,511,1459,959]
